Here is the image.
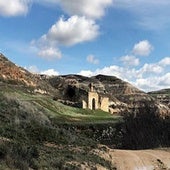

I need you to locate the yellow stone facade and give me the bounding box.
[82,83,109,112]
[100,97,109,112]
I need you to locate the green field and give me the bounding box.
[0,86,121,124]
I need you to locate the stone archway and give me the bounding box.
[92,98,96,110]
[88,91,99,110]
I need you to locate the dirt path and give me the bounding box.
[109,149,170,170]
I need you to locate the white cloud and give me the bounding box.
[31,0,113,59]
[135,78,157,91]
[135,73,170,92]
[32,15,99,59]
[158,73,170,86]
[38,47,62,60]
[0,0,31,17]
[1,0,113,18]
[37,0,113,19]
[87,55,99,64]
[78,70,93,77]
[59,0,113,19]
[132,40,153,56]
[79,57,170,92]
[26,65,59,76]
[139,63,163,75]
[159,57,170,66]
[41,69,59,76]
[79,65,125,79]
[120,55,139,66]
[43,15,99,46]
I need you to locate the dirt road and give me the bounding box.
[106,149,170,170]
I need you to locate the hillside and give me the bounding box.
[148,89,170,107]
[0,53,57,95]
[0,54,170,169]
[0,82,170,169]
[1,53,169,117]
[49,74,170,117]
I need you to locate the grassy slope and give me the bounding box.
[0,86,120,169]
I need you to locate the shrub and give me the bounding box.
[0,141,39,170]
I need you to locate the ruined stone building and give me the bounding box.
[82,83,109,112]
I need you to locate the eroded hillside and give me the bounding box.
[49,74,170,117]
[0,53,57,95]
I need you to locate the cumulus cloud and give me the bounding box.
[42,15,99,46]
[38,47,62,60]
[32,15,99,59]
[31,0,113,59]
[59,0,113,19]
[87,55,99,64]
[0,0,31,17]
[78,57,170,92]
[37,0,113,19]
[41,69,59,76]
[139,63,163,75]
[120,55,139,66]
[26,65,59,76]
[135,73,170,91]
[1,0,113,18]
[158,73,170,86]
[79,65,124,79]
[78,70,93,77]
[159,57,170,66]
[132,40,153,56]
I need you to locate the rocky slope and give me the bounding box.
[0,53,36,86]
[0,53,57,95]
[148,89,170,107]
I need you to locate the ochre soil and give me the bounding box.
[94,147,170,170]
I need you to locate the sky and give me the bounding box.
[0,0,170,92]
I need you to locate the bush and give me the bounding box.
[0,142,39,170]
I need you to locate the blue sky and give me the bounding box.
[0,0,170,92]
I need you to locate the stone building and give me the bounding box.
[82,83,109,112]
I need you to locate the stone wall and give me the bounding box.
[82,100,87,109]
[88,92,99,110]
[100,97,109,112]
[82,90,109,112]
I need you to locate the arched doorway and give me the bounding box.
[92,98,96,110]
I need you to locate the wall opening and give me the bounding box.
[65,85,76,100]
[92,98,96,110]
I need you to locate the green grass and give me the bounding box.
[0,86,121,124]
